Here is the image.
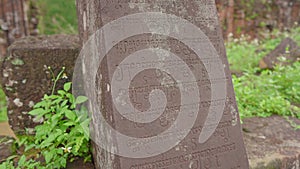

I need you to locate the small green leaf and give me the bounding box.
[65,110,76,121]
[25,144,35,152]
[60,158,67,167]
[34,102,46,108]
[75,137,84,152]
[44,151,54,164]
[61,100,69,107]
[81,118,91,139]
[67,93,75,103]
[76,96,88,104]
[64,82,72,92]
[58,90,66,96]
[29,108,46,116]
[0,163,5,169]
[40,142,53,149]
[18,155,26,166]
[57,148,64,155]
[64,121,75,126]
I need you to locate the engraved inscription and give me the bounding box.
[74,0,249,168]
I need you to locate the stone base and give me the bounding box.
[0,136,14,163]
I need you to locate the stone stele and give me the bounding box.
[75,0,250,168]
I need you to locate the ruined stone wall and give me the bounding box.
[216,0,300,39]
[0,0,31,59]
[0,0,27,57]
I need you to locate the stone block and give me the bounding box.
[0,136,14,163]
[1,35,80,134]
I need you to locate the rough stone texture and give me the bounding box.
[0,136,14,163]
[76,0,249,168]
[215,0,300,39]
[243,116,300,169]
[1,35,80,134]
[0,0,29,59]
[259,38,300,69]
[74,0,300,40]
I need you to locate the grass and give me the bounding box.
[226,28,300,72]
[227,27,300,119]
[226,36,280,72]
[233,63,300,119]
[35,0,78,35]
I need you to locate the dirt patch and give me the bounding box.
[0,122,16,138]
[243,115,300,169]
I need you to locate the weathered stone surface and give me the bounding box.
[243,116,300,169]
[216,0,300,39]
[0,136,14,163]
[76,0,249,168]
[0,0,29,59]
[1,35,80,134]
[259,38,300,69]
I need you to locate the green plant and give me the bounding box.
[226,27,300,73]
[233,62,300,120]
[36,0,78,35]
[226,27,300,121]
[0,68,91,169]
[0,88,7,122]
[226,36,264,72]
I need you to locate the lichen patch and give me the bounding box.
[13,98,23,107]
